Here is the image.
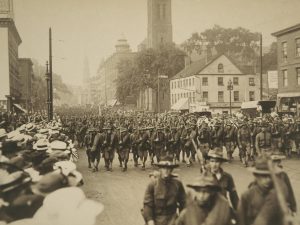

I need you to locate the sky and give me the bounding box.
[13,0,300,85]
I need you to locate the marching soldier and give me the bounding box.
[152,126,165,163]
[237,122,253,167]
[197,122,211,162]
[255,122,272,156]
[205,147,239,211]
[142,156,186,225]
[271,118,283,153]
[176,173,233,225]
[118,128,131,171]
[138,127,151,170]
[237,156,290,225]
[90,127,105,172]
[130,127,140,167]
[224,122,235,161]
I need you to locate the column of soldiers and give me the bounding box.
[58,110,300,172]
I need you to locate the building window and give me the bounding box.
[174,82,176,89]
[203,91,208,101]
[282,42,287,62]
[283,70,288,87]
[296,39,300,57]
[192,78,194,86]
[192,92,195,103]
[218,77,224,86]
[249,77,255,86]
[233,77,239,85]
[297,68,300,85]
[202,77,208,86]
[218,63,224,73]
[218,91,224,102]
[233,91,239,102]
[249,91,255,101]
[189,78,191,86]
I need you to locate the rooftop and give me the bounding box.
[272,23,300,37]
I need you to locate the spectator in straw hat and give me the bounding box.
[175,173,232,225]
[205,147,239,211]
[142,156,186,225]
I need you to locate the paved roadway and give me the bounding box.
[77,149,300,225]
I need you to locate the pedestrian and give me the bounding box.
[175,173,233,225]
[142,156,186,225]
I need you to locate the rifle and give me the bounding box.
[191,138,205,173]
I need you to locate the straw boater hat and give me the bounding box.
[207,147,228,162]
[154,156,179,169]
[34,139,49,151]
[248,156,282,175]
[187,174,221,191]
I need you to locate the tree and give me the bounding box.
[116,44,185,104]
[181,25,260,65]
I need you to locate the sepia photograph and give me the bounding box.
[1,0,300,224]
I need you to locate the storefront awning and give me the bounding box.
[171,98,189,111]
[13,104,27,113]
[277,92,300,98]
[241,101,259,109]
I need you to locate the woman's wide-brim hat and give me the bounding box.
[154,156,179,168]
[187,174,221,191]
[248,156,282,175]
[207,147,228,162]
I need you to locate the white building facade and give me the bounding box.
[170,55,260,114]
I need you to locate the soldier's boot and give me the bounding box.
[242,157,247,167]
[109,161,113,171]
[105,159,109,171]
[118,156,123,167]
[122,162,127,172]
[142,161,146,170]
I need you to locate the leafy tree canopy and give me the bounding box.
[181,25,261,65]
[116,44,185,104]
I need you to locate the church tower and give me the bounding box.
[147,0,173,49]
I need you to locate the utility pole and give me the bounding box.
[260,33,263,100]
[45,61,51,121]
[49,28,53,120]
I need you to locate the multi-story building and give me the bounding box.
[272,24,300,116]
[0,14,22,112]
[18,58,34,111]
[170,54,260,114]
[88,38,136,106]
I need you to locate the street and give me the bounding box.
[77,149,300,225]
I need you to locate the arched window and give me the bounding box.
[218,63,224,73]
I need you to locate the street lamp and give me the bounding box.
[227,79,233,115]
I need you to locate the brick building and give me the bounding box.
[272,24,300,116]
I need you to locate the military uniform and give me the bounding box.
[255,126,272,156]
[142,158,186,225]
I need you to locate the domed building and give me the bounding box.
[86,36,136,106]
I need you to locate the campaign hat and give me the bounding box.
[248,156,281,175]
[207,147,228,162]
[154,155,179,168]
[187,174,221,191]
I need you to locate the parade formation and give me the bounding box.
[0,106,299,225]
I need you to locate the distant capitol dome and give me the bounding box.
[115,38,131,53]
